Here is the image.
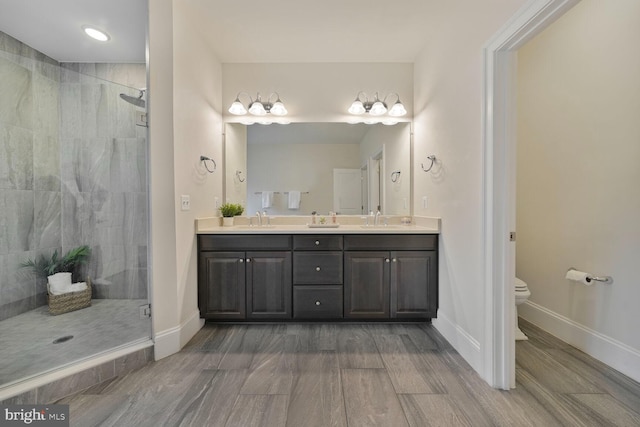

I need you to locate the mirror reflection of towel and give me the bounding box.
[288,191,301,209]
[262,191,273,208]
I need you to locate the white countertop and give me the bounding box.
[196,216,440,235]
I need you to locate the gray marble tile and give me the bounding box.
[0,124,34,191]
[399,394,474,427]
[60,137,111,194]
[37,361,115,403]
[0,389,36,405]
[337,325,384,369]
[240,333,297,395]
[516,341,603,394]
[373,333,439,394]
[226,394,289,427]
[0,250,37,301]
[34,191,61,249]
[163,369,248,427]
[33,134,60,191]
[61,191,94,248]
[110,138,146,193]
[0,56,33,129]
[4,191,34,252]
[33,73,59,135]
[59,64,80,84]
[287,351,347,427]
[342,368,409,427]
[59,84,81,138]
[81,84,112,139]
[0,190,7,255]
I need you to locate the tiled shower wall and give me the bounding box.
[0,32,148,320]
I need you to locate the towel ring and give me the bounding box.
[236,170,245,182]
[390,170,401,182]
[200,155,216,173]
[421,155,437,172]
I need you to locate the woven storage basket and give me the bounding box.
[48,277,92,315]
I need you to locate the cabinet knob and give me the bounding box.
[246,258,251,263]
[315,240,320,246]
[239,259,244,263]
[385,258,390,263]
[315,301,321,306]
[392,258,397,262]
[316,266,321,272]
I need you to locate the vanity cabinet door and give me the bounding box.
[344,251,390,318]
[198,251,246,319]
[246,251,292,319]
[390,251,438,319]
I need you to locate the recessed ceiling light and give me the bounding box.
[82,26,110,42]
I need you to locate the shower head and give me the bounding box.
[120,89,146,108]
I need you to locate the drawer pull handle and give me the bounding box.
[315,301,321,306]
[246,258,251,263]
[385,258,390,263]
[315,240,320,245]
[316,266,321,272]
[239,259,244,263]
[392,258,397,262]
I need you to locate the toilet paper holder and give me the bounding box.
[567,268,613,285]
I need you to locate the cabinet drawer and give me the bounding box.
[293,286,343,319]
[293,235,343,250]
[344,234,437,251]
[293,252,343,284]
[199,235,291,251]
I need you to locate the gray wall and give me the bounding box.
[0,32,148,320]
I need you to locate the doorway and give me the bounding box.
[482,0,579,389]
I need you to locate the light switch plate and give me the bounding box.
[422,196,428,209]
[181,195,190,211]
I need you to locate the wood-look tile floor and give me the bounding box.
[59,319,640,426]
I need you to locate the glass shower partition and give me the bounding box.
[0,32,152,389]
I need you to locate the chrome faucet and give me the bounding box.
[374,210,382,226]
[255,211,262,226]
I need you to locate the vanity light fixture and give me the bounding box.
[82,26,110,42]
[348,92,407,120]
[228,92,288,117]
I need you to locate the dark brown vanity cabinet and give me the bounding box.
[198,233,438,322]
[344,235,438,319]
[292,235,343,319]
[198,235,292,320]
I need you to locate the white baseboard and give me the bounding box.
[433,312,482,373]
[519,300,640,383]
[154,310,204,360]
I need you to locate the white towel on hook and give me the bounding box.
[261,191,273,209]
[288,191,301,209]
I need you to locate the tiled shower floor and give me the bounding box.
[0,299,151,386]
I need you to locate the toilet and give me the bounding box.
[514,277,531,340]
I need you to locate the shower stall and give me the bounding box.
[0,31,152,390]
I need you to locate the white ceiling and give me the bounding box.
[0,0,146,62]
[0,0,522,64]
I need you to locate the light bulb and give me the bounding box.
[270,101,287,116]
[348,100,366,115]
[382,119,398,126]
[228,100,247,115]
[83,26,110,42]
[369,101,387,116]
[388,101,407,117]
[249,101,267,116]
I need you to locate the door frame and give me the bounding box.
[482,0,579,389]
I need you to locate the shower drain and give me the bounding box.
[52,335,74,344]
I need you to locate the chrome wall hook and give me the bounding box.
[421,155,437,172]
[236,170,246,182]
[390,170,401,182]
[200,155,216,173]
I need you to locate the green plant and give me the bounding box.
[219,203,244,217]
[21,245,91,279]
